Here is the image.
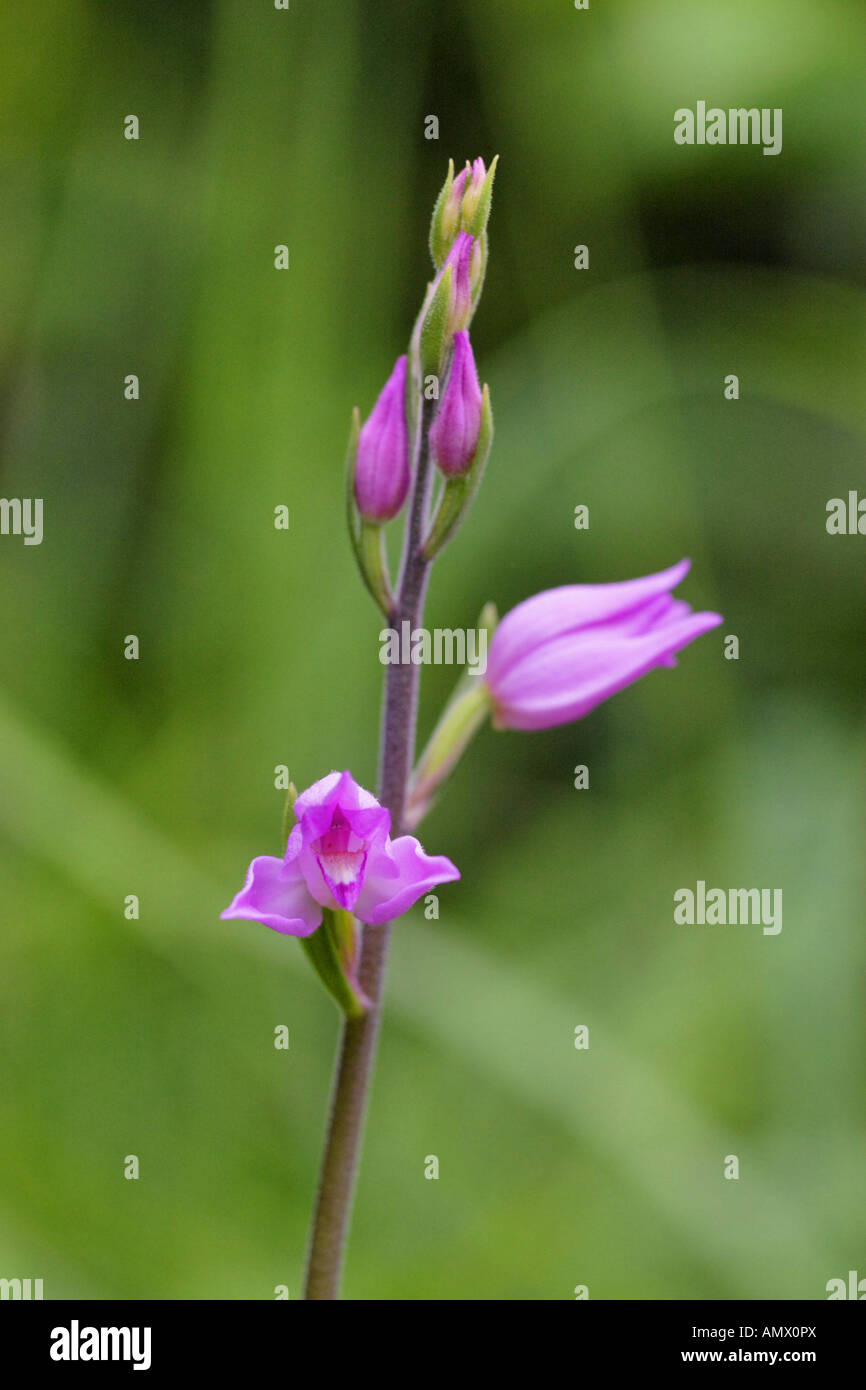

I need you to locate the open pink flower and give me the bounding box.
[484,559,722,731]
[222,771,459,936]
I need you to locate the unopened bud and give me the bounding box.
[444,231,473,335]
[417,232,474,375]
[429,331,483,476]
[353,356,410,521]
[430,155,498,268]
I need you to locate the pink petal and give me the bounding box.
[220,855,322,937]
[354,836,460,926]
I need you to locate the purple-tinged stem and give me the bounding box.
[303,399,436,1300]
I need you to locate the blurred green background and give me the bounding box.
[1,0,865,1300]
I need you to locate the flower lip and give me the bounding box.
[310,808,370,911]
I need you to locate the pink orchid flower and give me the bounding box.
[222,771,459,936]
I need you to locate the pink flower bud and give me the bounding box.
[429,330,483,476]
[443,231,473,334]
[484,560,723,731]
[430,156,497,269]
[354,355,410,521]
